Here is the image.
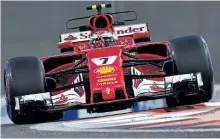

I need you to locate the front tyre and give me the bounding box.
[4,56,63,124]
[166,35,214,107]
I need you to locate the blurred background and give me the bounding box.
[1,1,220,123]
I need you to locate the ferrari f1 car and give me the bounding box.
[4,4,214,124]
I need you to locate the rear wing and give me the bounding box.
[60,23,150,43]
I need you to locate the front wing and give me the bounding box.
[15,72,204,112]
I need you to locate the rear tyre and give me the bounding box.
[166,35,214,107]
[4,56,63,124]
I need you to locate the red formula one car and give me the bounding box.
[4,4,214,124]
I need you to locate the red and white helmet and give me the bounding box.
[90,31,117,48]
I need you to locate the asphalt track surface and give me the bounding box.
[2,125,219,138]
[2,1,220,138]
[2,103,220,138]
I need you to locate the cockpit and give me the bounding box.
[90,31,116,48]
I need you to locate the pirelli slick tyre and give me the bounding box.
[166,35,214,107]
[4,56,63,124]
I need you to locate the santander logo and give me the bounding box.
[64,35,78,41]
[61,23,148,42]
[114,24,147,37]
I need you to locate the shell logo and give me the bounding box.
[95,66,116,74]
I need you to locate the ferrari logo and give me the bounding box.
[95,66,116,74]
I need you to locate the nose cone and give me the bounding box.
[86,46,128,103]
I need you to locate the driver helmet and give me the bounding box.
[90,31,116,48]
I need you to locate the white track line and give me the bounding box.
[30,102,220,132]
[61,109,211,128]
[30,122,220,132]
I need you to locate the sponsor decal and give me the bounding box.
[80,25,146,38]
[64,35,78,41]
[115,26,145,36]
[61,24,147,42]
[97,77,116,83]
[54,94,68,105]
[114,24,147,37]
[97,81,118,86]
[150,82,164,92]
[117,39,130,45]
[95,66,116,74]
[76,43,90,50]
[79,31,92,39]
[96,74,117,79]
